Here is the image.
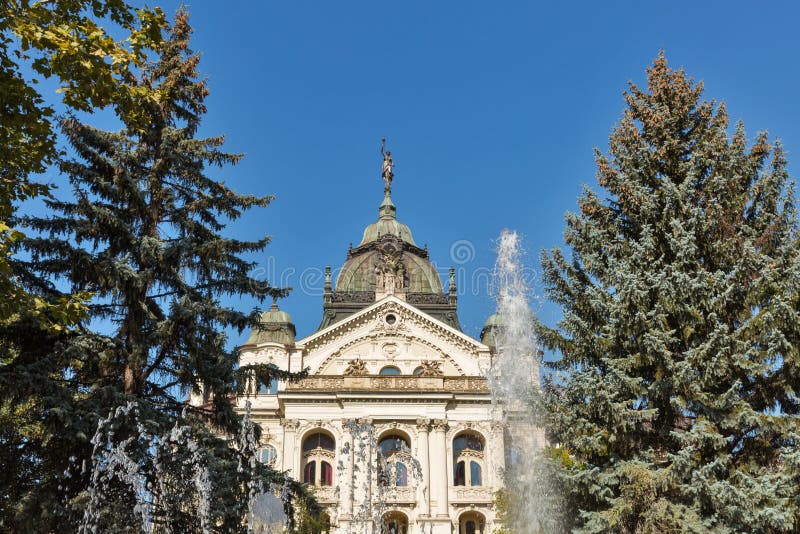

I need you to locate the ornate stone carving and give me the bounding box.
[431,419,448,432]
[382,486,415,504]
[417,360,443,377]
[381,342,398,358]
[281,419,300,430]
[369,310,408,336]
[311,486,338,503]
[416,418,431,431]
[332,291,375,303]
[450,486,493,503]
[374,237,406,295]
[286,375,489,393]
[406,292,450,305]
[343,358,369,376]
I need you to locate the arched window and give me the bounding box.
[412,366,423,376]
[378,434,411,487]
[453,431,485,486]
[258,444,277,466]
[459,511,486,534]
[382,511,408,534]
[301,431,335,487]
[258,376,279,395]
[379,366,401,376]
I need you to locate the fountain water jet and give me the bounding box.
[78,399,292,534]
[489,229,561,533]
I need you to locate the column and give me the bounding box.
[415,418,431,517]
[281,419,300,478]
[430,419,449,517]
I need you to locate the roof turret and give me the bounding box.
[243,297,296,346]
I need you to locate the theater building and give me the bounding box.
[238,153,503,533]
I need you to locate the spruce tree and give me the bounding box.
[0,1,162,526]
[538,53,800,533]
[14,11,317,532]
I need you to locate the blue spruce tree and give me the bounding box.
[538,53,800,533]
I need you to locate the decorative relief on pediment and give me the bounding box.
[314,333,467,377]
[417,360,443,377]
[303,300,491,375]
[381,342,398,358]
[303,300,484,360]
[343,358,369,376]
[369,310,409,336]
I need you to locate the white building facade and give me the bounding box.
[237,166,505,534]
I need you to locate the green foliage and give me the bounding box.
[538,53,800,533]
[292,499,331,534]
[1,8,317,531]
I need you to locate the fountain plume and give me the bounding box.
[489,229,562,533]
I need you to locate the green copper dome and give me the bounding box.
[335,244,444,294]
[336,192,442,294]
[483,313,504,328]
[243,299,296,346]
[480,312,503,350]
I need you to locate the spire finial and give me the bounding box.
[380,137,394,197]
[270,295,279,310]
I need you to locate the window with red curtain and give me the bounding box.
[304,461,316,485]
[321,461,333,486]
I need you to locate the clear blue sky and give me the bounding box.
[42,1,800,345]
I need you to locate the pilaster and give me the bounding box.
[430,418,449,518]
[280,419,300,478]
[415,418,431,517]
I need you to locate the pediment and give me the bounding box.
[295,296,491,377]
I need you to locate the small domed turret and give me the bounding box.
[244,297,296,346]
[480,313,503,352]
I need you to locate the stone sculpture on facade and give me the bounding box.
[417,360,444,377]
[343,358,369,376]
